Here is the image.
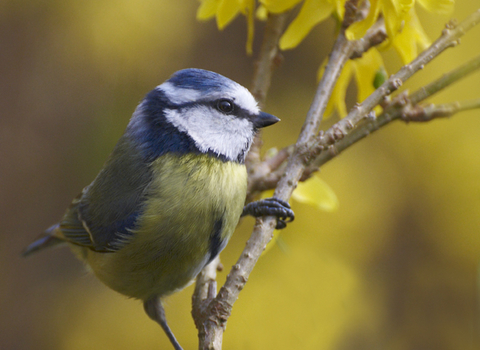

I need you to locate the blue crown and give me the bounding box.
[167,68,236,92]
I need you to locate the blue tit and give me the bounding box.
[23,68,294,350]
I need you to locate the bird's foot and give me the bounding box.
[242,197,295,229]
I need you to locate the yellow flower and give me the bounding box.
[261,0,346,50]
[323,59,353,118]
[320,48,385,118]
[197,0,256,54]
[292,174,339,212]
[278,0,337,50]
[347,0,411,41]
[260,0,453,60]
[196,0,454,60]
[347,0,454,63]
[390,9,430,63]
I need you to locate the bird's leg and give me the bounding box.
[144,296,183,350]
[241,197,295,229]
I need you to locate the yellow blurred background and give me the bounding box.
[2,1,480,349]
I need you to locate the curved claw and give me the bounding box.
[241,197,295,229]
[275,219,287,230]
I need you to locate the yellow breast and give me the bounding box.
[80,153,247,300]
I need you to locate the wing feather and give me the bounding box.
[60,136,153,252]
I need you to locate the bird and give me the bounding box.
[23,68,294,350]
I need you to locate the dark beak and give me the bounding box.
[252,112,280,129]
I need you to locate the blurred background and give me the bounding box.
[2,1,480,349]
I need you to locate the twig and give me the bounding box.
[404,99,480,122]
[246,12,480,197]
[350,17,387,59]
[321,9,480,144]
[250,13,288,106]
[309,20,480,167]
[409,54,480,105]
[271,4,360,202]
[311,60,480,168]
[310,96,480,170]
[193,256,222,349]
[246,145,293,197]
[245,13,289,182]
[454,98,480,112]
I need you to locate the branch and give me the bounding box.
[200,2,362,347]
[250,13,289,106]
[246,15,389,196]
[246,12,480,197]
[244,13,289,183]
[246,145,293,196]
[309,96,480,170]
[321,9,480,144]
[409,54,480,105]
[267,1,361,202]
[404,99,480,122]
[350,17,387,59]
[192,256,222,349]
[310,34,480,168]
[453,98,480,112]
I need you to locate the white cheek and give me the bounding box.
[165,108,254,161]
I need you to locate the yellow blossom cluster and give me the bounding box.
[197,0,454,105]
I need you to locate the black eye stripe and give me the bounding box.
[169,99,245,117]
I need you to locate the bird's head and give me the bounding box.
[127,69,279,163]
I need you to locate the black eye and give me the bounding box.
[216,99,234,114]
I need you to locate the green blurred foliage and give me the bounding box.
[2,1,480,349]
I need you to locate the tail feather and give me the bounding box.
[22,224,66,257]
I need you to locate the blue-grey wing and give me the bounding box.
[60,136,153,252]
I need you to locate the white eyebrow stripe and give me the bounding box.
[158,82,260,116]
[157,82,202,104]
[229,85,260,115]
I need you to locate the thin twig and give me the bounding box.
[245,12,480,196]
[350,17,387,59]
[455,98,480,112]
[311,96,480,169]
[404,99,480,122]
[247,145,293,196]
[251,13,288,106]
[192,256,221,348]
[409,54,480,104]
[245,13,289,183]
[321,9,480,144]
[271,4,360,201]
[309,16,480,167]
[311,60,480,168]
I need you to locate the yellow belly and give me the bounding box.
[76,153,247,300]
